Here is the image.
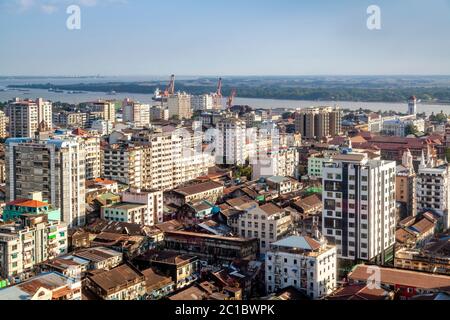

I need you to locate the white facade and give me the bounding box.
[417,158,450,230]
[216,118,248,166]
[0,216,67,278]
[120,188,164,225]
[103,145,143,188]
[265,236,337,299]
[90,120,113,136]
[253,147,299,180]
[229,203,292,254]
[167,93,192,120]
[191,94,214,111]
[7,98,52,138]
[322,153,397,263]
[123,100,150,127]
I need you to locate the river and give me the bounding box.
[0,77,448,114]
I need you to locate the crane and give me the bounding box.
[163,74,175,97]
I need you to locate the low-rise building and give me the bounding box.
[394,238,450,275]
[85,264,146,300]
[348,264,450,299]
[163,230,259,265]
[265,236,337,299]
[3,192,61,222]
[142,268,175,300]
[101,202,148,225]
[0,272,81,300]
[165,181,224,207]
[0,214,67,278]
[136,251,199,290]
[232,202,292,254]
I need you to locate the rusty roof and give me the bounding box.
[349,265,450,291]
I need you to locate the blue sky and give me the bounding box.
[1,0,450,76]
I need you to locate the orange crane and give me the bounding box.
[163,74,175,97]
[227,88,237,109]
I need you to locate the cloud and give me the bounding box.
[40,4,58,14]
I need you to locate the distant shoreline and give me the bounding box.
[6,83,450,105]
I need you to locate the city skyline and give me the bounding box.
[1,0,450,76]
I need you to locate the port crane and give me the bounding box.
[163,74,175,97]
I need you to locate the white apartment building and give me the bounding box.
[167,92,192,120]
[216,117,248,166]
[252,147,299,180]
[7,98,52,138]
[265,236,337,299]
[88,100,116,123]
[90,119,113,136]
[191,94,214,111]
[0,110,8,139]
[103,144,143,188]
[0,214,67,278]
[132,128,214,191]
[122,99,150,127]
[6,137,86,227]
[322,153,397,264]
[417,156,450,230]
[101,203,148,225]
[230,202,292,254]
[120,188,164,225]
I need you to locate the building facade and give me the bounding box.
[6,137,86,227]
[322,153,397,264]
[0,214,67,278]
[265,236,337,299]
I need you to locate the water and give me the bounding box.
[1,77,448,115]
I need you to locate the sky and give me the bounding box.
[1,0,450,76]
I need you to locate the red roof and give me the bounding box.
[7,199,48,208]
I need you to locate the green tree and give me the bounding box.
[405,124,419,136]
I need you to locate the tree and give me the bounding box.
[235,165,252,181]
[405,124,419,136]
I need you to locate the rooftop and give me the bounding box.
[174,181,223,196]
[271,236,323,252]
[88,264,144,294]
[349,265,450,291]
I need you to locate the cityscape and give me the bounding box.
[0,0,449,305]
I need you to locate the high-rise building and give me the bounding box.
[103,144,143,188]
[417,154,450,230]
[408,96,417,116]
[167,92,192,120]
[322,153,397,264]
[216,117,248,166]
[7,98,52,138]
[122,99,150,127]
[88,100,116,123]
[131,128,214,191]
[0,110,7,139]
[0,214,67,278]
[6,137,86,227]
[191,94,214,111]
[265,236,337,299]
[295,107,342,140]
[150,105,169,121]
